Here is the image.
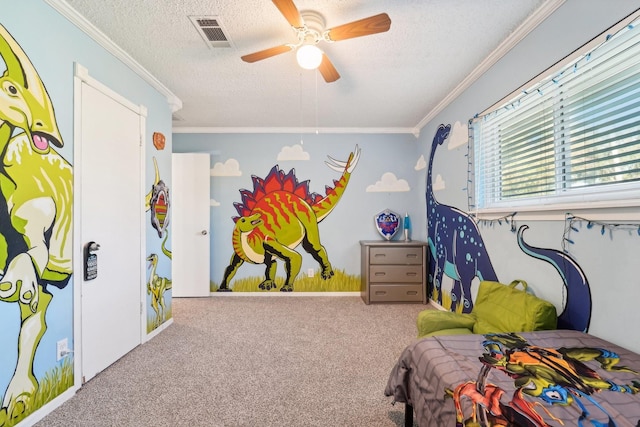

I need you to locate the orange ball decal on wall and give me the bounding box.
[152,132,166,150]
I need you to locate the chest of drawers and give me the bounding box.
[360,240,428,304]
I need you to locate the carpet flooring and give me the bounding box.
[35,296,430,426]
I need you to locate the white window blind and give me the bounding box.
[472,10,640,211]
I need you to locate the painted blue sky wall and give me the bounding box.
[173,132,422,288]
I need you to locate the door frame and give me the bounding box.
[72,63,147,387]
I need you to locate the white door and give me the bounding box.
[172,153,210,297]
[77,71,144,382]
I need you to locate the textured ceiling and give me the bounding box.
[60,0,550,133]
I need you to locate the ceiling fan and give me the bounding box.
[241,0,391,83]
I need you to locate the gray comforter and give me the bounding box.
[385,329,640,426]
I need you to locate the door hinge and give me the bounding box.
[140,302,143,314]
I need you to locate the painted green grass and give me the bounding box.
[146,304,173,333]
[211,268,360,292]
[1,357,74,427]
[434,290,465,313]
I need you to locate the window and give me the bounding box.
[472,10,640,212]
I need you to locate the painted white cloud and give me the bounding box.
[433,174,446,191]
[448,120,468,150]
[277,144,310,161]
[366,172,410,192]
[211,158,242,176]
[210,199,220,207]
[415,154,427,171]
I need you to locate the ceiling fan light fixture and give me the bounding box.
[296,44,323,70]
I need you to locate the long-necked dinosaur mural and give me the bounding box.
[427,124,592,331]
[146,254,172,327]
[219,146,360,292]
[427,124,498,312]
[0,24,73,420]
[517,225,592,332]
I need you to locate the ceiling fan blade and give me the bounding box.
[325,13,391,42]
[241,44,293,63]
[318,54,340,83]
[272,0,304,28]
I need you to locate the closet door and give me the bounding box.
[171,153,210,297]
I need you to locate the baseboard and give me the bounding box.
[17,386,77,427]
[428,298,447,311]
[210,291,361,297]
[145,317,174,341]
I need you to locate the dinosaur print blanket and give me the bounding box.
[385,330,640,426]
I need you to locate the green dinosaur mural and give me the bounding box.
[146,254,172,328]
[145,156,172,331]
[219,146,360,292]
[0,23,73,422]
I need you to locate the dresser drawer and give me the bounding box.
[369,284,424,302]
[369,247,423,265]
[369,265,423,283]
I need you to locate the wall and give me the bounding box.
[173,132,422,292]
[0,1,174,425]
[419,0,640,352]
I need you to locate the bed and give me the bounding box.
[385,329,640,426]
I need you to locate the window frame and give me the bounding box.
[470,9,640,219]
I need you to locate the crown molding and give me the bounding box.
[172,126,419,136]
[46,0,564,134]
[414,0,566,131]
[45,0,182,112]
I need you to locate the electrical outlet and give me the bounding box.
[307,268,314,278]
[56,338,68,361]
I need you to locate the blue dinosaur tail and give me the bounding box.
[517,225,592,332]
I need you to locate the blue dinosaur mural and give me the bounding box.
[517,225,592,332]
[427,124,498,312]
[426,124,592,332]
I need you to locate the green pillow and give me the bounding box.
[417,310,476,337]
[471,280,557,334]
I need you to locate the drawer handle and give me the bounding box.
[406,254,418,259]
[405,272,418,277]
[406,291,418,296]
[375,291,387,296]
[374,272,386,277]
[373,254,387,259]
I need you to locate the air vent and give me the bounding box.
[189,16,233,48]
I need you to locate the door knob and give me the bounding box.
[201,230,208,235]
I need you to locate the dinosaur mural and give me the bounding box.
[427,124,498,312]
[0,24,73,421]
[427,124,592,332]
[146,254,172,328]
[219,146,360,292]
[145,156,171,331]
[145,157,170,239]
[517,225,592,332]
